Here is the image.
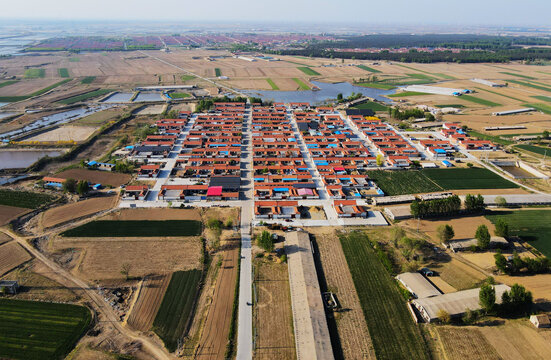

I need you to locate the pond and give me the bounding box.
[0,112,17,120]
[240,80,395,105]
[102,92,134,103]
[0,149,67,169]
[134,92,164,102]
[0,105,113,140]
[0,103,8,108]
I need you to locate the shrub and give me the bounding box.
[494,219,509,238]
[206,218,222,230]
[479,283,496,312]
[437,309,451,324]
[257,230,274,252]
[436,224,454,244]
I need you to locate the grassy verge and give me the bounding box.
[0,189,55,209]
[0,80,18,89]
[524,103,551,115]
[460,95,501,107]
[531,95,551,103]
[340,231,430,360]
[169,92,191,99]
[292,78,310,90]
[266,78,279,90]
[153,270,202,352]
[387,91,429,97]
[354,82,395,90]
[468,130,514,145]
[297,66,320,76]
[500,72,535,79]
[0,299,91,360]
[353,101,388,112]
[214,68,221,77]
[180,74,196,82]
[486,210,551,258]
[81,76,96,84]
[58,68,70,78]
[61,220,202,237]
[508,79,551,92]
[58,89,112,105]
[356,65,381,73]
[24,68,45,79]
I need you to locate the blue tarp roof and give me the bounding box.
[87,161,97,166]
[45,182,62,188]
[298,168,309,171]
[125,145,134,149]
[307,144,319,148]
[273,188,289,192]
[435,149,447,154]
[283,178,297,181]
[315,161,329,165]
[220,151,229,155]
[93,184,101,189]
[288,138,296,142]
[377,189,385,195]
[254,178,264,181]
[327,144,338,148]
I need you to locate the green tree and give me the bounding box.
[495,196,507,207]
[501,283,533,315]
[337,93,343,101]
[63,178,77,193]
[494,251,509,274]
[76,180,89,195]
[207,218,222,230]
[376,154,385,167]
[437,309,451,324]
[436,224,455,244]
[543,130,549,139]
[257,230,274,252]
[494,219,509,238]
[475,224,491,249]
[479,283,496,312]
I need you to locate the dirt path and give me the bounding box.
[0,228,173,360]
[195,241,239,360]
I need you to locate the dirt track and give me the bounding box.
[196,240,239,360]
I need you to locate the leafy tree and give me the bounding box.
[464,194,486,213]
[76,180,89,195]
[436,224,454,244]
[63,178,77,193]
[337,93,343,101]
[376,154,385,167]
[462,308,478,324]
[437,309,451,324]
[501,284,533,315]
[479,283,496,312]
[543,130,549,139]
[114,161,135,174]
[475,224,491,249]
[391,226,406,246]
[494,251,509,274]
[207,218,222,230]
[257,230,274,252]
[495,196,507,207]
[224,219,233,228]
[494,219,509,238]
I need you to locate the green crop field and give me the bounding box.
[532,95,551,103]
[340,232,430,360]
[508,79,551,93]
[58,89,112,105]
[0,189,55,209]
[500,72,535,80]
[153,270,202,352]
[0,80,18,89]
[406,73,435,81]
[61,220,202,237]
[460,95,501,107]
[524,103,551,115]
[355,82,395,90]
[422,168,518,190]
[266,78,279,90]
[169,92,191,99]
[515,144,550,156]
[356,65,381,73]
[0,299,91,360]
[180,74,196,82]
[474,87,523,102]
[353,101,388,112]
[292,78,310,90]
[214,68,221,77]
[367,170,441,195]
[297,66,320,76]
[433,73,456,80]
[80,76,96,84]
[486,210,551,258]
[58,68,70,78]
[68,57,80,62]
[24,68,45,79]
[387,91,430,98]
[469,130,514,145]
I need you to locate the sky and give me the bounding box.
[2,0,551,27]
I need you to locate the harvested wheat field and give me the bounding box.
[127,273,171,331]
[254,260,295,360]
[103,208,201,221]
[478,320,551,360]
[0,79,63,96]
[41,196,117,229]
[52,237,201,281]
[432,258,487,291]
[435,326,500,360]
[0,233,11,246]
[496,273,551,305]
[0,241,32,276]
[27,125,97,143]
[0,205,31,226]
[401,215,495,243]
[56,169,131,187]
[196,239,239,360]
[309,227,375,360]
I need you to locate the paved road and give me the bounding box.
[0,228,172,360]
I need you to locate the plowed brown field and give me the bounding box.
[41,196,117,228]
[0,241,32,276]
[0,205,30,226]
[127,274,171,331]
[56,169,131,187]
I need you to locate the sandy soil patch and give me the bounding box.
[451,188,529,195]
[127,273,171,332]
[0,241,32,276]
[429,276,457,293]
[41,196,117,229]
[135,105,166,115]
[0,205,31,226]
[56,169,131,187]
[74,107,128,126]
[201,207,239,226]
[103,208,201,221]
[401,215,496,243]
[432,258,487,291]
[26,125,97,142]
[0,79,63,96]
[496,273,551,305]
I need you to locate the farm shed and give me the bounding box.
[372,195,416,206]
[396,272,441,299]
[384,206,412,220]
[481,194,551,206]
[412,284,510,323]
[0,280,19,294]
[530,314,551,328]
[492,108,536,116]
[448,236,509,252]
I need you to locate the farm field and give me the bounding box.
[58,68,70,78]
[266,78,279,90]
[56,168,131,187]
[24,68,45,79]
[80,76,96,84]
[153,270,202,352]
[515,144,551,156]
[352,101,388,112]
[0,298,91,360]
[387,91,429,98]
[435,327,500,360]
[196,240,239,359]
[26,125,97,142]
[486,209,551,258]
[58,89,112,105]
[456,95,501,107]
[0,241,32,276]
[127,274,171,331]
[297,66,320,76]
[366,170,441,195]
[73,107,128,125]
[400,214,496,243]
[0,189,55,209]
[310,227,375,360]
[254,259,295,360]
[339,231,430,360]
[61,220,202,237]
[292,78,310,90]
[356,65,381,73]
[52,237,201,280]
[103,207,201,221]
[41,196,117,229]
[423,168,518,190]
[0,205,31,226]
